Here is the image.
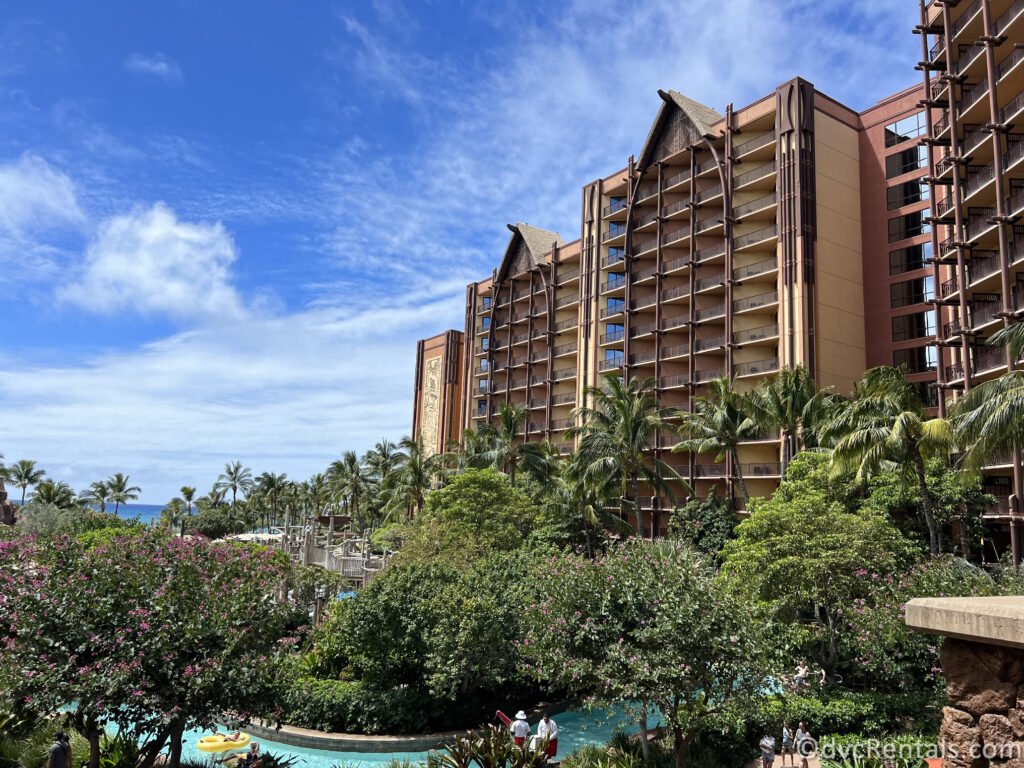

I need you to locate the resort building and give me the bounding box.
[412,1,1024,546]
[412,330,464,456]
[919,0,1024,555]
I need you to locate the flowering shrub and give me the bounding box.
[0,531,297,768]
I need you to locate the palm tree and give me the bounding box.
[568,374,688,539]
[215,461,254,507]
[32,480,77,509]
[675,377,761,502]
[255,473,288,528]
[8,460,46,507]
[80,480,112,513]
[825,366,954,555]
[161,498,188,535]
[477,403,558,487]
[746,365,839,471]
[304,473,329,518]
[439,429,490,474]
[107,472,141,515]
[329,451,369,527]
[180,486,196,515]
[364,439,405,484]
[382,437,440,522]
[542,471,632,557]
[952,323,1024,473]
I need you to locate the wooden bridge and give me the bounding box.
[278,519,390,586]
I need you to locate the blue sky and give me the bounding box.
[0,0,920,503]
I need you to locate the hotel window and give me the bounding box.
[915,382,939,408]
[885,145,927,178]
[887,180,930,211]
[606,297,625,315]
[884,112,927,148]
[605,349,623,365]
[605,323,625,342]
[890,276,934,308]
[892,310,936,342]
[482,317,490,329]
[607,247,625,265]
[476,399,487,415]
[888,211,931,243]
[893,345,937,373]
[477,379,489,393]
[889,243,932,275]
[482,296,492,310]
[482,338,489,350]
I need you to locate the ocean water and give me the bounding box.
[112,503,167,526]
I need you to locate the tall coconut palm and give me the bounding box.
[568,374,688,539]
[8,460,46,507]
[161,498,188,536]
[542,471,632,557]
[329,451,369,527]
[364,439,406,484]
[255,473,288,528]
[747,365,839,471]
[952,323,1024,472]
[303,473,329,518]
[107,473,141,515]
[825,366,954,556]
[32,480,77,509]
[215,461,254,507]
[675,377,761,502]
[439,429,491,474]
[478,404,558,487]
[382,437,440,522]
[80,480,112,513]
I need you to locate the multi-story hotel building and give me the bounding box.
[412,1,1024,549]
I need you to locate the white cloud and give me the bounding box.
[56,202,244,319]
[123,53,182,82]
[0,276,468,502]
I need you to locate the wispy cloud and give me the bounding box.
[123,53,182,83]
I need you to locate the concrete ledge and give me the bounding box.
[241,702,570,754]
[905,596,1024,649]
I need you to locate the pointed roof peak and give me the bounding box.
[495,223,564,282]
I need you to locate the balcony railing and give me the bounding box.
[1002,89,1024,124]
[557,267,580,284]
[963,123,988,154]
[602,224,627,243]
[554,317,578,332]
[694,335,725,353]
[601,274,626,293]
[696,243,726,263]
[662,224,691,247]
[694,366,726,383]
[555,293,578,309]
[950,0,983,37]
[994,0,1024,36]
[663,315,688,331]
[954,42,986,75]
[733,290,779,312]
[968,251,1000,284]
[661,285,689,303]
[630,349,657,365]
[694,303,726,322]
[530,350,549,363]
[663,168,690,189]
[964,165,995,198]
[972,299,1001,327]
[733,160,777,188]
[551,418,574,431]
[695,184,723,204]
[659,373,690,389]
[552,367,575,381]
[734,357,780,377]
[599,357,623,372]
[662,342,688,358]
[600,329,625,344]
[694,274,723,293]
[733,323,780,344]
[554,341,577,357]
[734,130,776,156]
[733,257,778,281]
[601,250,626,269]
[959,78,989,114]
[733,191,777,219]
[733,225,778,250]
[552,393,576,406]
[631,294,657,310]
[603,198,628,217]
[630,321,656,338]
[529,373,546,385]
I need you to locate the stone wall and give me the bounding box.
[940,638,1024,768]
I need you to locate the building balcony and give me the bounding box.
[557,266,580,285]
[659,373,690,390]
[734,130,776,158]
[733,290,779,314]
[733,323,780,345]
[603,198,628,217]
[694,274,724,294]
[601,274,627,294]
[733,191,777,220]
[552,367,575,382]
[733,256,778,282]
[552,392,576,407]
[555,293,578,309]
[733,160,777,191]
[602,224,628,244]
[696,243,727,264]
[734,224,778,251]
[694,366,726,384]
[601,249,626,269]
[554,341,577,358]
[694,303,726,322]
[734,357,780,378]
[554,317,577,332]
[599,357,623,372]
[693,335,725,353]
[630,349,657,365]
[600,329,625,345]
[662,223,691,249]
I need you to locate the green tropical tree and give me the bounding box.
[107,472,141,515]
[952,323,1024,473]
[439,429,491,474]
[329,451,368,528]
[80,480,112,513]
[180,486,196,515]
[568,374,688,539]
[215,461,254,507]
[675,377,760,502]
[541,471,631,557]
[161,498,188,535]
[364,439,405,484]
[8,459,46,507]
[382,437,440,521]
[255,472,289,527]
[32,479,77,509]
[747,365,839,471]
[477,403,554,487]
[824,366,955,556]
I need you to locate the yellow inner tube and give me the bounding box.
[196,734,251,753]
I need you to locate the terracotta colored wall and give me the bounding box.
[412,329,464,455]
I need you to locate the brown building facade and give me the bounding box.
[411,330,464,456]
[410,1,1024,545]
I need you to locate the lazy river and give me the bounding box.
[177,709,655,767]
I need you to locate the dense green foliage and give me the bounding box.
[667,488,736,557]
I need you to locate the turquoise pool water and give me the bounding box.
[177,708,655,767]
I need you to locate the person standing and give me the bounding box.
[759,730,776,768]
[781,722,794,766]
[510,711,531,746]
[537,713,558,758]
[793,661,810,691]
[47,732,70,768]
[795,722,813,768]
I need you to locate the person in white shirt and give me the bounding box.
[510,711,531,745]
[537,713,558,758]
